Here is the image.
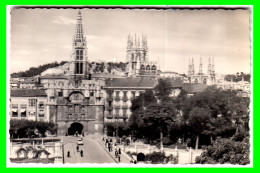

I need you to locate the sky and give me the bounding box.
[9,7,251,75]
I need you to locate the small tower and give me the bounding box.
[188,58,191,76]
[69,11,88,79]
[211,57,215,84]
[191,57,195,75]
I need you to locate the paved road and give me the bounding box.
[63,136,116,164]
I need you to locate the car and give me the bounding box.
[77,141,84,145]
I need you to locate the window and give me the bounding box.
[108,101,112,107]
[90,91,94,97]
[29,99,37,108]
[115,109,120,117]
[11,104,18,117]
[58,91,63,97]
[39,102,44,109]
[20,110,26,117]
[68,113,72,119]
[131,91,136,98]
[39,110,44,117]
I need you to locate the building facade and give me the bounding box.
[10,89,48,122]
[103,77,157,122]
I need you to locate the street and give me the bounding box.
[63,135,116,164]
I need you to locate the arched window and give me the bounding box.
[152,65,156,70]
[195,79,198,83]
[146,65,150,71]
[141,65,145,70]
[203,79,207,84]
[76,50,80,60]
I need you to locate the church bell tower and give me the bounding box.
[69,11,88,79]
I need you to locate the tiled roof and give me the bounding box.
[183,83,208,93]
[164,78,183,88]
[105,77,157,88]
[11,89,47,97]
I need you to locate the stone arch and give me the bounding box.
[68,122,84,136]
[137,152,146,162]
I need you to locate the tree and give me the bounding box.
[195,135,250,165]
[142,103,177,150]
[188,107,211,150]
[154,79,172,103]
[130,90,157,112]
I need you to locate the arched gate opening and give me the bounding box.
[68,122,83,136]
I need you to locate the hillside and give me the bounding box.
[11,61,128,78]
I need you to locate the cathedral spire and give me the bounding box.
[211,57,215,75]
[208,57,212,75]
[199,57,203,74]
[70,11,88,79]
[191,57,195,75]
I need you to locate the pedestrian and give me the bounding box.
[118,148,121,155]
[114,143,117,151]
[76,145,79,152]
[80,150,83,157]
[118,154,121,162]
[115,149,118,158]
[67,151,70,158]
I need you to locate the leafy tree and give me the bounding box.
[154,78,172,103]
[142,103,177,150]
[130,90,157,112]
[195,135,250,165]
[188,107,211,149]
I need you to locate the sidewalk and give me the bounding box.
[92,135,131,164]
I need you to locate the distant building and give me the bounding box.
[187,57,216,85]
[126,34,159,77]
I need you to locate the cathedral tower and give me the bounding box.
[69,11,88,79]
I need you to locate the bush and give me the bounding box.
[146,152,175,164]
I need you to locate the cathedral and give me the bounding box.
[126,34,159,76]
[187,57,216,85]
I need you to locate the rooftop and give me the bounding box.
[11,89,47,97]
[105,77,157,88]
[183,83,208,93]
